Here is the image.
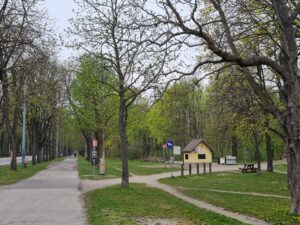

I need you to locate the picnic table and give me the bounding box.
[241,163,257,173]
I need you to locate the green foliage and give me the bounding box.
[71,55,119,133]
[61,110,86,151]
[147,80,205,147]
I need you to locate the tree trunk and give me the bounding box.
[284,84,300,214]
[119,90,129,188]
[253,130,261,174]
[266,132,273,172]
[37,143,43,163]
[30,124,37,165]
[231,134,238,158]
[2,71,19,170]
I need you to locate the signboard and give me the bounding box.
[167,140,173,149]
[162,144,167,149]
[92,139,98,148]
[225,155,237,165]
[173,146,181,155]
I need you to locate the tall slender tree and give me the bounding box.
[68,0,172,187]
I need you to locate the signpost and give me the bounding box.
[166,140,174,177]
[167,140,173,149]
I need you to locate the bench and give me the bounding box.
[241,163,257,173]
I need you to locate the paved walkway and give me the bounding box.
[80,162,284,225]
[176,187,290,199]
[0,156,32,166]
[0,158,87,225]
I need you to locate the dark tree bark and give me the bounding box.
[2,71,22,170]
[231,135,238,158]
[119,87,129,187]
[266,132,274,172]
[253,130,261,174]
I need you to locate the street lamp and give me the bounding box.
[21,84,27,168]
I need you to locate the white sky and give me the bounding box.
[41,0,206,85]
[43,0,77,61]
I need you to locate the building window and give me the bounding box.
[185,154,189,160]
[198,154,206,159]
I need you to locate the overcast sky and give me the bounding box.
[43,0,77,60]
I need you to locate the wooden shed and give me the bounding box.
[182,139,213,163]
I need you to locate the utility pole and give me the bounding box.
[21,85,27,168]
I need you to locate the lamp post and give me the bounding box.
[21,84,27,168]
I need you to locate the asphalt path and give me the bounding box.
[0,156,32,166]
[0,158,87,225]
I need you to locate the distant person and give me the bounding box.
[74,152,77,158]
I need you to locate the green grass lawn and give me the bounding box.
[160,172,299,225]
[78,156,179,180]
[0,157,64,186]
[274,164,288,173]
[78,156,121,180]
[84,183,246,225]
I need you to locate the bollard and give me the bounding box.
[209,163,212,173]
[197,163,199,175]
[189,164,192,175]
[203,163,206,174]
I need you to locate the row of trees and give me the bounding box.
[1,0,298,214]
[70,61,284,166]
[66,0,300,214]
[0,0,72,169]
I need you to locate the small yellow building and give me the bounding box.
[182,139,213,163]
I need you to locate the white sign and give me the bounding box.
[225,155,236,165]
[173,146,181,155]
[92,139,98,148]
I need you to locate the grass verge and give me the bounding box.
[84,183,246,225]
[274,164,287,173]
[0,157,64,186]
[78,156,179,180]
[78,156,121,180]
[160,172,299,225]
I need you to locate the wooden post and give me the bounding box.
[203,163,206,174]
[209,163,212,173]
[197,163,199,175]
[189,163,192,175]
[181,163,184,176]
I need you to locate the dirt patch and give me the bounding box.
[135,217,195,225]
